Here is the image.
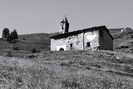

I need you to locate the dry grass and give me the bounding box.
[0,50,132,88]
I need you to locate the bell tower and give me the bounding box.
[60,17,69,33]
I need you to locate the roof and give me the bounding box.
[50,25,113,40]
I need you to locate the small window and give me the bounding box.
[70,43,73,48]
[86,42,90,47]
[59,48,64,51]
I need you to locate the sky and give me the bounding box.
[0,0,133,35]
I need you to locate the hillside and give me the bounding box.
[18,33,50,51]
[0,33,50,56]
[0,50,133,88]
[0,27,133,57]
[0,27,133,55]
[0,28,133,88]
[109,27,133,53]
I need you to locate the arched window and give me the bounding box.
[86,42,90,47]
[59,48,64,51]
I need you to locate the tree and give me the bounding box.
[2,28,10,40]
[8,29,18,42]
[12,29,18,40]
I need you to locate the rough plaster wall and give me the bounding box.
[84,31,99,49]
[51,38,68,51]
[100,30,113,50]
[51,30,111,51]
[50,33,84,51]
[67,33,83,50]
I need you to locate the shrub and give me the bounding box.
[13,47,19,50]
[28,55,36,58]
[23,38,26,40]
[6,51,13,57]
[31,48,39,53]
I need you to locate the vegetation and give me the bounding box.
[0,27,132,88]
[2,28,19,43]
[0,50,132,88]
[2,28,10,40]
[31,48,40,53]
[7,30,18,43]
[9,30,18,41]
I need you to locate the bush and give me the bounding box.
[23,38,26,40]
[13,47,19,50]
[31,48,39,53]
[6,51,13,57]
[28,55,36,58]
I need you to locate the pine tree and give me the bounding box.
[12,30,18,40]
[2,28,10,40]
[8,29,18,42]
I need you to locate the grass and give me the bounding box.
[0,50,132,88]
[0,33,50,55]
[0,29,132,88]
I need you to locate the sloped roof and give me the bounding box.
[50,25,113,40]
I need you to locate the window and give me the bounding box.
[70,43,73,50]
[70,43,73,48]
[59,48,64,51]
[86,42,90,47]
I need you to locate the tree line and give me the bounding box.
[2,28,18,42]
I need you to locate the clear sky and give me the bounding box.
[0,0,132,34]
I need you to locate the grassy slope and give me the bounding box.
[110,28,133,53]
[0,33,50,56]
[0,50,133,88]
[18,33,50,51]
[0,27,132,54]
[0,29,133,88]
